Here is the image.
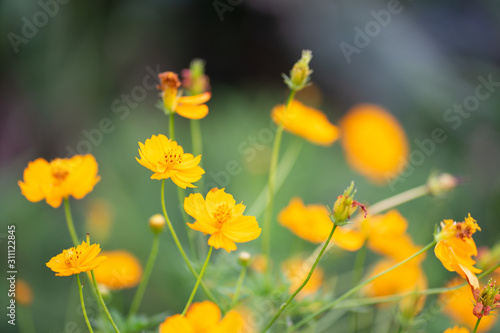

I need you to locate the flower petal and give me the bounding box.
[176,104,209,119]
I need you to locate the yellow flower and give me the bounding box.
[158,71,211,119]
[278,198,364,251]
[93,250,142,290]
[281,258,324,299]
[85,198,114,242]
[46,241,107,276]
[159,301,244,333]
[136,134,205,188]
[339,104,408,183]
[185,188,261,253]
[15,280,33,306]
[442,279,497,332]
[434,214,481,290]
[271,100,340,146]
[363,210,424,262]
[444,327,470,333]
[18,154,101,208]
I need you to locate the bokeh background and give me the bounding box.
[1,0,500,332]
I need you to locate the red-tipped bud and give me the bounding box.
[473,302,484,318]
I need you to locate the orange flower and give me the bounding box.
[15,280,33,306]
[278,198,364,251]
[136,134,204,188]
[339,104,408,183]
[46,241,107,276]
[434,214,481,290]
[444,327,470,333]
[281,258,324,298]
[442,279,497,332]
[363,210,424,262]
[18,154,100,208]
[271,100,340,146]
[158,71,211,119]
[93,250,142,290]
[185,188,261,253]
[159,301,244,333]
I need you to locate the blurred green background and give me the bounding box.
[1,0,500,332]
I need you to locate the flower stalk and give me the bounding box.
[76,274,94,333]
[64,198,80,247]
[182,246,213,315]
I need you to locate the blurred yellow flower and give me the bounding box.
[281,258,324,298]
[278,197,364,251]
[185,188,261,253]
[271,100,340,146]
[363,210,424,262]
[158,71,211,119]
[442,279,497,332]
[18,154,101,208]
[339,104,408,183]
[46,241,107,277]
[15,280,33,306]
[434,214,481,290]
[85,198,114,242]
[444,327,470,333]
[136,134,205,188]
[93,250,142,290]
[159,301,244,333]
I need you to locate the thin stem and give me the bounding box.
[190,119,204,192]
[472,317,482,333]
[288,241,436,333]
[177,186,198,259]
[182,246,213,315]
[76,274,94,333]
[160,180,223,310]
[364,185,429,219]
[128,233,160,318]
[350,245,366,333]
[169,112,175,141]
[91,270,120,333]
[231,264,248,308]
[64,198,79,247]
[262,89,296,260]
[263,223,337,332]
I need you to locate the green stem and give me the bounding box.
[91,271,120,333]
[76,274,94,333]
[287,241,436,333]
[472,317,482,333]
[160,180,223,310]
[263,223,337,332]
[262,89,296,261]
[190,119,204,192]
[364,185,429,219]
[182,246,213,315]
[350,245,366,333]
[231,264,248,308]
[128,233,160,318]
[64,198,79,246]
[169,112,175,141]
[177,186,198,259]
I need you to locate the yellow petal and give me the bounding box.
[185,301,221,331]
[159,314,194,333]
[177,92,211,105]
[176,104,209,119]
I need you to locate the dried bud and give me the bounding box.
[427,172,460,196]
[182,59,210,95]
[472,278,500,318]
[282,50,313,91]
[473,302,484,318]
[149,214,166,234]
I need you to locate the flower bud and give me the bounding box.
[473,302,484,318]
[282,50,313,91]
[331,182,366,226]
[238,251,251,266]
[182,58,210,95]
[427,172,460,196]
[149,214,166,234]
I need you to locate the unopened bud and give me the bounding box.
[331,182,366,226]
[282,50,313,91]
[427,172,460,196]
[238,251,251,266]
[149,214,166,234]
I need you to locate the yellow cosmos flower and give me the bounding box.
[159,301,244,333]
[15,280,33,306]
[185,188,261,253]
[46,241,107,276]
[271,100,340,146]
[158,71,211,119]
[278,198,364,251]
[434,214,481,290]
[18,154,100,208]
[442,279,497,332]
[281,258,324,299]
[444,327,470,333]
[340,104,408,183]
[93,250,142,290]
[363,210,424,262]
[136,134,205,188]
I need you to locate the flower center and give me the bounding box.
[51,162,70,184]
[64,248,82,267]
[213,204,232,228]
[163,148,183,167]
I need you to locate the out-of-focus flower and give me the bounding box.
[46,241,107,276]
[339,104,408,183]
[434,214,481,290]
[250,254,269,273]
[181,59,210,95]
[159,301,244,333]
[93,250,142,290]
[442,279,497,332]
[136,134,204,188]
[149,213,166,234]
[15,280,33,306]
[281,258,324,299]
[427,172,461,197]
[271,100,340,146]
[282,49,313,91]
[18,154,100,208]
[278,197,364,251]
[185,188,261,253]
[363,210,424,262]
[443,327,470,333]
[85,198,114,242]
[157,71,211,119]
